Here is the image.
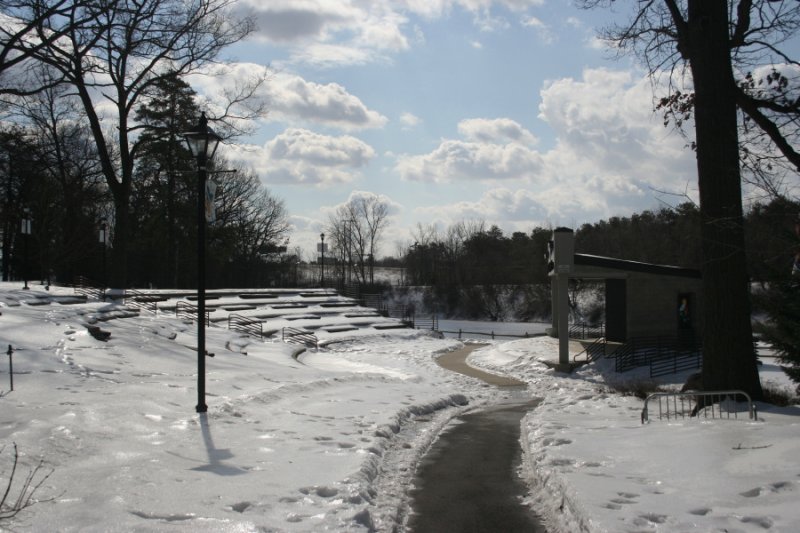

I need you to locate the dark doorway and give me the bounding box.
[605,278,627,342]
[677,292,694,331]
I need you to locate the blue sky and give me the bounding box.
[199,0,702,258]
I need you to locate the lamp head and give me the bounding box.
[183,112,221,163]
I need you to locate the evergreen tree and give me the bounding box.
[133,72,199,287]
[758,280,800,388]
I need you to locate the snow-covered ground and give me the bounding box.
[0,282,798,532]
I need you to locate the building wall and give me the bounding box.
[626,273,703,338]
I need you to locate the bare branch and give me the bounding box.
[0,443,55,521]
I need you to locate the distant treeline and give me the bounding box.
[400,198,799,320]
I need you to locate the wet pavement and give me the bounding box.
[406,345,546,532]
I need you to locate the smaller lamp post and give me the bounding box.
[20,208,31,290]
[319,233,325,287]
[183,112,221,414]
[99,218,108,295]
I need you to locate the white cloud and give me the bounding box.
[240,0,360,44]
[396,138,544,183]
[187,65,386,132]
[565,16,582,29]
[395,118,542,182]
[521,15,553,43]
[458,118,538,146]
[268,73,388,130]
[240,0,410,68]
[399,112,422,130]
[537,67,695,193]
[238,0,549,67]
[415,187,549,227]
[228,128,376,187]
[394,68,697,226]
[321,189,404,219]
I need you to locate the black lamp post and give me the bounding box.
[20,208,31,290]
[319,233,325,287]
[183,112,221,414]
[99,218,108,296]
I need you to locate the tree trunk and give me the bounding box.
[110,194,128,289]
[687,0,762,398]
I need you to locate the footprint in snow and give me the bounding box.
[740,515,774,529]
[299,486,339,498]
[541,437,572,447]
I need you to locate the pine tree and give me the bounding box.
[133,72,199,287]
[758,280,800,388]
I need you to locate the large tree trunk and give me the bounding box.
[110,193,129,289]
[687,0,762,398]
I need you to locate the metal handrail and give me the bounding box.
[616,334,701,373]
[73,276,105,301]
[228,314,264,339]
[282,327,318,350]
[176,300,210,326]
[122,288,161,314]
[642,390,756,423]
[569,322,604,340]
[411,313,438,330]
[573,337,607,363]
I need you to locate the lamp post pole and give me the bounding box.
[99,218,107,298]
[183,112,220,414]
[320,233,325,287]
[196,141,208,413]
[21,208,31,290]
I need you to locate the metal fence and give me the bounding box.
[641,390,756,423]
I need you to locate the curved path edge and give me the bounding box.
[436,343,526,388]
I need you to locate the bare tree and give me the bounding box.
[0,0,96,97]
[327,194,391,285]
[10,0,259,287]
[12,69,107,281]
[579,0,800,397]
[213,162,291,264]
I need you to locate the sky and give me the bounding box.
[185,0,710,259]
[2,282,799,531]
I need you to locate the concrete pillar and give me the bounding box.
[557,273,569,366]
[551,228,574,369]
[550,277,558,336]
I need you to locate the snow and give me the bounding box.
[0,282,798,532]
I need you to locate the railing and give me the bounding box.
[641,390,756,423]
[122,288,161,314]
[282,327,318,350]
[438,328,546,340]
[176,300,210,326]
[411,314,438,330]
[228,314,265,339]
[569,322,604,340]
[649,348,703,378]
[73,276,105,300]
[573,337,608,363]
[360,293,383,310]
[615,334,701,373]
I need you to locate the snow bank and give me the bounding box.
[469,336,800,533]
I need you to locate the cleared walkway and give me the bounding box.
[407,344,545,532]
[436,344,526,387]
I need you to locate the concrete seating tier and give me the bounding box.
[88,287,411,343]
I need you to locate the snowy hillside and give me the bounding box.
[1,282,799,532]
